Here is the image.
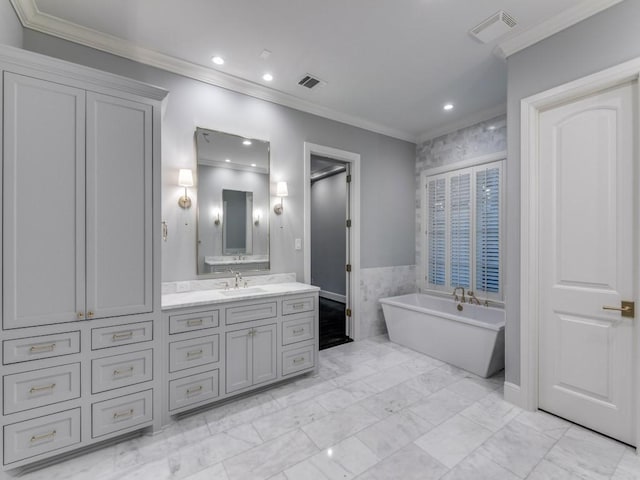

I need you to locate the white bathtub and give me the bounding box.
[379,293,505,378]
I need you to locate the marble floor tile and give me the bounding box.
[398,355,443,376]
[314,381,377,412]
[408,388,474,426]
[356,409,434,459]
[330,364,379,388]
[440,451,519,480]
[252,399,328,441]
[446,377,500,402]
[355,443,448,480]
[459,391,522,432]
[545,425,627,480]
[512,410,571,440]
[476,418,556,478]
[612,449,640,480]
[222,429,318,480]
[184,462,229,480]
[414,415,493,469]
[403,366,465,396]
[360,364,418,392]
[17,444,118,480]
[527,459,587,479]
[271,379,337,409]
[359,382,424,419]
[301,403,380,449]
[205,393,282,434]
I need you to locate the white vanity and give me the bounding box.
[161,282,319,419]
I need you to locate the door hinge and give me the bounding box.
[346,219,352,228]
[346,264,352,272]
[346,174,352,183]
[346,308,352,317]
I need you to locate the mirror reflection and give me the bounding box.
[196,128,270,274]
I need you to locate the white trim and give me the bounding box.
[496,0,624,58]
[319,290,346,304]
[10,0,415,143]
[519,56,640,421]
[503,382,525,408]
[417,104,506,144]
[420,151,507,177]
[304,142,361,341]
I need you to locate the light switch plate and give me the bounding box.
[176,281,190,293]
[295,238,302,250]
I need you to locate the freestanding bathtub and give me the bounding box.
[379,293,505,378]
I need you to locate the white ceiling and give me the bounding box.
[12,0,623,142]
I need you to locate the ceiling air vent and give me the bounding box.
[469,10,517,44]
[298,74,326,89]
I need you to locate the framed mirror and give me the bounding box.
[195,128,270,275]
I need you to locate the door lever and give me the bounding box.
[602,301,634,318]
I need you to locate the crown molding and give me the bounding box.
[10,0,416,143]
[416,103,506,144]
[496,0,625,58]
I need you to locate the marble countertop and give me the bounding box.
[161,282,319,310]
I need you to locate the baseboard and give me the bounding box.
[503,381,524,408]
[319,290,346,303]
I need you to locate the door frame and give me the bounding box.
[304,142,361,341]
[519,56,640,446]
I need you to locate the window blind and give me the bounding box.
[450,173,471,288]
[475,166,500,293]
[427,178,446,286]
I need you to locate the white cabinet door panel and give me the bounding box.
[252,324,277,385]
[86,93,152,319]
[225,328,252,393]
[3,73,85,329]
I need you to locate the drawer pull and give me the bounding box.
[187,319,203,327]
[292,303,305,310]
[113,409,134,420]
[29,383,56,394]
[292,328,305,335]
[30,430,56,443]
[293,356,305,364]
[186,349,203,358]
[113,366,134,376]
[186,385,203,395]
[112,331,134,341]
[29,343,56,353]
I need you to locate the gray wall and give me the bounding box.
[311,172,347,296]
[22,30,416,282]
[0,1,22,47]
[506,0,640,385]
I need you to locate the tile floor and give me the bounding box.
[13,336,640,480]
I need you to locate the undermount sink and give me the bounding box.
[219,287,267,296]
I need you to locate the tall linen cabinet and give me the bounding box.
[0,46,166,471]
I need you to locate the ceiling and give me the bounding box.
[11,0,623,142]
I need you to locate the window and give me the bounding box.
[423,160,503,300]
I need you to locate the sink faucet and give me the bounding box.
[452,286,466,303]
[466,290,481,305]
[234,271,242,289]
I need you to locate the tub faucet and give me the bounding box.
[467,290,481,305]
[452,286,466,303]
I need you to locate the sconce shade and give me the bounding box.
[178,169,194,187]
[276,181,288,197]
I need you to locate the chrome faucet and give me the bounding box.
[452,286,466,303]
[466,290,481,305]
[234,271,242,289]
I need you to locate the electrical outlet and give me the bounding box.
[295,238,302,250]
[176,281,190,293]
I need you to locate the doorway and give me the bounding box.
[310,156,351,349]
[520,59,640,447]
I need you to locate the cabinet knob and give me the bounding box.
[77,312,84,319]
[87,311,94,319]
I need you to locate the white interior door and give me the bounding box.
[539,80,636,445]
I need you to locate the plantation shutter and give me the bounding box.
[450,172,471,288]
[475,165,500,293]
[427,178,446,286]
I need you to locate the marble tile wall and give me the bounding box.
[359,265,417,339]
[415,115,507,289]
[162,273,297,294]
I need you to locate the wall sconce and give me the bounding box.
[274,181,288,215]
[253,209,262,226]
[213,208,221,226]
[178,169,194,209]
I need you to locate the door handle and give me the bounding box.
[602,301,634,318]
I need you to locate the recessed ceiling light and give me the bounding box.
[243,139,252,146]
[262,73,273,82]
[251,163,257,167]
[443,103,454,111]
[212,56,225,65]
[487,125,496,131]
[225,158,231,162]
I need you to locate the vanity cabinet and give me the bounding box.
[0,46,165,471]
[162,289,318,418]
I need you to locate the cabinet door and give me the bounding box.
[3,72,86,329]
[252,324,277,386]
[225,328,252,393]
[86,93,152,319]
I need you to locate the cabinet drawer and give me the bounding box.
[92,390,152,438]
[169,370,219,411]
[169,335,219,373]
[3,363,81,415]
[92,349,153,393]
[4,408,80,465]
[282,345,315,376]
[3,332,80,365]
[91,321,153,350]
[169,310,219,334]
[282,296,315,315]
[282,316,315,345]
[225,302,277,325]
